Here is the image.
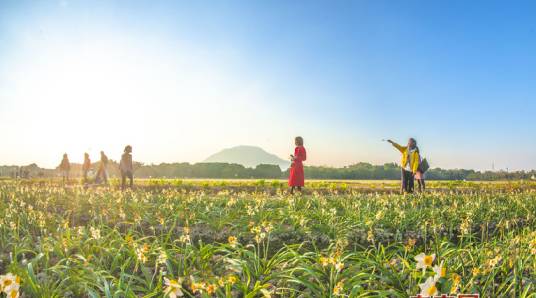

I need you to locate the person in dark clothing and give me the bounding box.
[59,153,71,183]
[95,151,109,184]
[119,145,133,190]
[82,153,91,183]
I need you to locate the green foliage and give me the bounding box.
[4,162,536,181]
[0,180,535,297]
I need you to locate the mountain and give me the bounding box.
[203,145,291,170]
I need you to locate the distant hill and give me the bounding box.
[203,145,291,169]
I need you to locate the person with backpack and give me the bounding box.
[415,151,428,192]
[387,138,420,193]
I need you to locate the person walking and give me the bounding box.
[288,136,307,194]
[387,138,420,193]
[119,145,133,190]
[59,153,71,183]
[96,151,109,184]
[82,153,91,183]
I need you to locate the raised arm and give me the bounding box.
[388,139,405,153]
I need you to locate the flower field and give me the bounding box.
[0,180,535,297]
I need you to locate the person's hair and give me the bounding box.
[295,136,304,146]
[409,138,419,152]
[63,153,68,158]
[84,152,89,158]
[124,145,132,153]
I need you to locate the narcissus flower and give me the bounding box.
[0,273,19,292]
[333,281,344,296]
[418,277,438,297]
[432,260,446,281]
[228,236,238,247]
[0,273,21,298]
[450,273,461,294]
[335,262,344,272]
[227,275,238,284]
[206,283,217,295]
[415,253,435,273]
[163,277,184,298]
[5,286,20,298]
[319,256,330,267]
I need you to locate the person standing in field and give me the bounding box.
[415,149,426,192]
[82,152,91,183]
[288,136,307,194]
[59,153,71,183]
[387,138,420,193]
[96,151,109,184]
[119,145,133,190]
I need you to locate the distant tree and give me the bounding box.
[254,164,282,178]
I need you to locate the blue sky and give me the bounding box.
[0,0,535,170]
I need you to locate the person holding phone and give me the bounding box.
[387,138,420,193]
[288,136,307,194]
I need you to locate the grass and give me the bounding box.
[0,179,534,297]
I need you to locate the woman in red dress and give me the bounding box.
[289,136,306,194]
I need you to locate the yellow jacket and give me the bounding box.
[391,142,420,173]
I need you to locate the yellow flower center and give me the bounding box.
[169,280,179,287]
[427,285,437,296]
[3,280,12,287]
[424,255,433,266]
[440,267,446,277]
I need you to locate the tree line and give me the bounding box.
[1,162,535,181]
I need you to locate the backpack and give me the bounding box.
[419,158,430,173]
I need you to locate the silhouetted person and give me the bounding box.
[289,136,307,194]
[82,152,91,183]
[119,145,133,190]
[96,151,109,184]
[387,138,421,193]
[59,153,71,183]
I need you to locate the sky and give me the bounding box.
[0,0,535,170]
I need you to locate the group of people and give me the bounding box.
[57,137,425,194]
[287,136,426,194]
[81,151,109,183]
[58,145,134,190]
[387,138,426,193]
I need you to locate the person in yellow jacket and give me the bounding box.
[387,138,420,193]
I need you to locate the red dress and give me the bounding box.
[288,146,306,187]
